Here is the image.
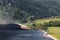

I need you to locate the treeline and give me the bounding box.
[27,20,60,30]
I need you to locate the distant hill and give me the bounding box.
[0,0,60,23]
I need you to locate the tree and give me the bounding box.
[43,22,49,32]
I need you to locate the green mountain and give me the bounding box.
[0,0,60,23]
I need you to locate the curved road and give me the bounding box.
[0,30,54,40]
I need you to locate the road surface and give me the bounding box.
[0,30,54,40]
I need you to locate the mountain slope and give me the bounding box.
[0,0,60,23]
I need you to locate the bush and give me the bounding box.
[49,20,60,27]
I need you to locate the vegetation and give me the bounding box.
[26,18,60,40]
[48,27,60,40]
[0,0,60,23]
[27,17,60,30]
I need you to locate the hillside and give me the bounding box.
[0,0,60,23]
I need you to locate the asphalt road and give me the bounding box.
[0,30,54,40]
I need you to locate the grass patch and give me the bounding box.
[33,18,60,24]
[48,27,60,40]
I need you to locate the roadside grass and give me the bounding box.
[48,27,60,40]
[26,17,60,26]
[34,18,60,24]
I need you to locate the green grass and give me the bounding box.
[48,27,60,40]
[33,17,60,24]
